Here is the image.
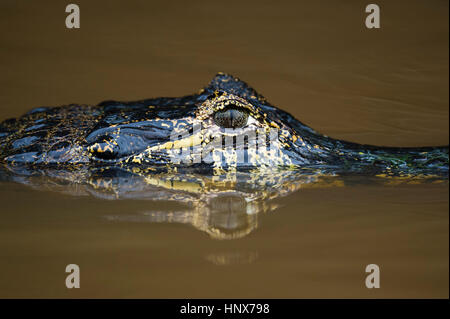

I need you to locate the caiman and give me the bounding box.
[0,73,448,239]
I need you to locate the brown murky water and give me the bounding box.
[0,0,448,298]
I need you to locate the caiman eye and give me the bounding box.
[213,106,249,129]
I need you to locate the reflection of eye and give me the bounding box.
[213,106,249,129]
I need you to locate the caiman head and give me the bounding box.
[0,72,448,177]
[84,73,333,171]
[0,73,335,170]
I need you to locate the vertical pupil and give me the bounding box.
[229,109,237,127]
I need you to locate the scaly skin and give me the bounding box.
[0,73,448,177]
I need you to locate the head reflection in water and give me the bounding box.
[95,168,316,240]
[0,161,343,239]
[1,164,442,240]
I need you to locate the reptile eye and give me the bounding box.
[213,106,249,129]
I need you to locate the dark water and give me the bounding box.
[0,0,448,298]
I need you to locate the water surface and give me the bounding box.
[0,0,448,298]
